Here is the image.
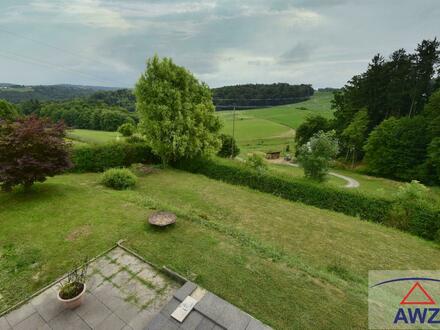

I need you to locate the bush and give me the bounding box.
[364,116,430,181]
[0,99,19,121]
[0,116,72,191]
[175,157,440,242]
[386,181,439,239]
[118,122,136,137]
[100,168,137,190]
[427,137,440,181]
[295,115,331,148]
[126,135,147,144]
[297,130,339,181]
[245,154,267,173]
[217,134,240,158]
[71,142,159,172]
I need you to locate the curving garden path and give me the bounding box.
[286,163,360,188]
[236,156,360,188]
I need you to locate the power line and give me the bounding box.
[213,96,310,101]
[0,50,118,86]
[0,27,101,67]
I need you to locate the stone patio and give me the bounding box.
[0,246,271,330]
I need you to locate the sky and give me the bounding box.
[0,0,439,89]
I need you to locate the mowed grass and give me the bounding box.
[66,129,124,144]
[1,170,440,329]
[218,91,334,155]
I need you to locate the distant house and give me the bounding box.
[266,151,281,159]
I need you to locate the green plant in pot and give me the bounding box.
[57,258,89,309]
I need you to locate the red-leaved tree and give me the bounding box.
[0,116,72,191]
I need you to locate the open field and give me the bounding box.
[67,129,124,144]
[218,91,334,154]
[66,92,332,153]
[1,170,440,329]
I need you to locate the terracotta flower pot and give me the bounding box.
[57,283,86,309]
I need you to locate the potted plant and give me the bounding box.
[57,258,89,309]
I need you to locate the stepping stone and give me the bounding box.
[148,212,176,227]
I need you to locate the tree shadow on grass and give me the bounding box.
[0,182,74,206]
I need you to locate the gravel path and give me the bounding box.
[236,157,360,188]
[287,163,360,188]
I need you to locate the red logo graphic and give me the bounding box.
[400,282,436,305]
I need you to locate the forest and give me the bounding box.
[0,84,116,103]
[212,83,314,109]
[296,38,440,184]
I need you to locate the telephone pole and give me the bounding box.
[231,105,236,158]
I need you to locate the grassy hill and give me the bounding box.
[1,170,439,329]
[218,91,334,154]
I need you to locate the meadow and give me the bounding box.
[218,91,334,154]
[67,129,124,145]
[2,170,440,329]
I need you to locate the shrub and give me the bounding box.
[386,181,439,239]
[175,157,440,242]
[364,116,430,181]
[71,142,159,172]
[118,122,136,137]
[0,116,72,191]
[297,130,339,181]
[217,134,240,158]
[126,135,147,144]
[58,258,88,299]
[100,168,137,190]
[0,99,19,121]
[295,115,331,148]
[427,137,440,181]
[245,154,267,173]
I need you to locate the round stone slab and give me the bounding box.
[149,211,176,227]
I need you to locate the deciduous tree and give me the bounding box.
[0,116,72,191]
[135,55,221,165]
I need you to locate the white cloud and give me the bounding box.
[30,0,133,30]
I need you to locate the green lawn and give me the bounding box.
[66,129,124,145]
[1,170,439,329]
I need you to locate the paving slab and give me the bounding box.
[76,293,112,328]
[5,303,35,327]
[49,310,90,330]
[0,316,11,330]
[2,247,179,330]
[95,312,126,330]
[2,247,271,329]
[12,312,49,330]
[30,288,64,322]
[157,282,272,330]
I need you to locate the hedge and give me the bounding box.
[71,142,159,172]
[175,158,440,242]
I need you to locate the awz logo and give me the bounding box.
[369,275,440,328]
[394,281,440,324]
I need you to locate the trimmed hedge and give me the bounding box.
[71,142,159,172]
[176,158,440,241]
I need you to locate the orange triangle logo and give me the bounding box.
[400,282,436,305]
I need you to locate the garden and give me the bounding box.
[1,51,440,329]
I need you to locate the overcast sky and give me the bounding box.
[1,0,439,88]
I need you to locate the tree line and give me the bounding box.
[1,97,137,132]
[0,84,116,103]
[212,83,314,109]
[296,38,440,184]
